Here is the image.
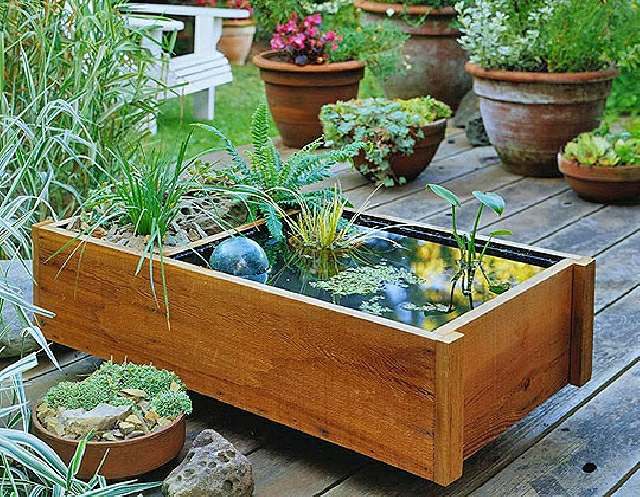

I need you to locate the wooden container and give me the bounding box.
[558,154,640,203]
[32,214,594,486]
[32,410,186,480]
[466,62,617,178]
[253,51,365,149]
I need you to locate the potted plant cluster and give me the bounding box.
[457,0,639,177]
[321,96,452,186]
[559,123,640,203]
[253,12,408,148]
[32,361,192,480]
[355,0,471,110]
[215,0,256,65]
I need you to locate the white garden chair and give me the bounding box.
[124,3,250,131]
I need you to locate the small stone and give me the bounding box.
[156,417,172,428]
[169,382,181,392]
[465,112,491,147]
[59,403,131,438]
[162,429,253,497]
[102,432,118,441]
[112,430,125,439]
[91,227,107,238]
[118,421,135,434]
[144,410,160,424]
[124,414,143,426]
[454,90,480,128]
[121,388,147,399]
[129,430,146,438]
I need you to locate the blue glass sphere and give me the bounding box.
[209,236,269,283]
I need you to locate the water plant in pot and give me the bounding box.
[355,0,471,110]
[458,0,639,177]
[32,362,193,480]
[321,96,452,186]
[202,0,255,65]
[253,12,408,148]
[558,122,640,203]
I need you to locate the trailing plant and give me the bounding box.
[270,13,341,65]
[321,97,452,186]
[197,104,362,239]
[456,0,640,73]
[427,184,512,310]
[563,126,640,167]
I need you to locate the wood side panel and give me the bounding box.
[433,339,464,486]
[33,225,446,481]
[569,257,595,386]
[460,263,574,458]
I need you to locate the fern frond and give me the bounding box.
[194,123,249,173]
[260,202,284,240]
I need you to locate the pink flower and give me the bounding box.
[289,33,306,49]
[270,34,286,50]
[304,14,322,27]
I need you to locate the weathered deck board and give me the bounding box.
[22,130,640,496]
[472,362,640,496]
[613,467,640,496]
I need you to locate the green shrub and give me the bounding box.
[457,0,640,73]
[321,97,451,186]
[150,391,193,418]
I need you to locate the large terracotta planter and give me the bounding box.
[253,51,365,148]
[32,409,186,480]
[355,0,471,111]
[558,154,640,203]
[355,119,447,184]
[218,19,256,66]
[467,63,618,177]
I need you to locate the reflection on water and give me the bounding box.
[251,229,544,332]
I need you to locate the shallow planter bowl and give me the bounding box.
[218,19,256,66]
[558,154,640,203]
[253,51,365,148]
[355,119,447,184]
[32,410,186,480]
[32,214,594,486]
[355,1,470,110]
[466,63,617,177]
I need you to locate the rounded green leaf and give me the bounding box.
[427,184,461,207]
[473,191,506,216]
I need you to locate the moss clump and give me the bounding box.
[44,361,190,418]
[150,391,193,418]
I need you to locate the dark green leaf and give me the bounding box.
[473,191,506,216]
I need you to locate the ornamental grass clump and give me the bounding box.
[457,0,640,73]
[321,97,451,186]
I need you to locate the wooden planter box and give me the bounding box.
[32,214,594,486]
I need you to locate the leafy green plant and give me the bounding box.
[374,0,457,6]
[563,127,640,167]
[150,390,193,418]
[197,104,362,238]
[427,184,512,310]
[457,0,640,73]
[321,97,451,186]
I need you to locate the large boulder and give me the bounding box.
[163,430,253,497]
[0,260,39,358]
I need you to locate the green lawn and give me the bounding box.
[150,63,383,158]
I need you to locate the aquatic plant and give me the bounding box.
[311,263,424,296]
[427,184,512,310]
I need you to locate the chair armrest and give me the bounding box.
[125,15,184,32]
[127,3,250,19]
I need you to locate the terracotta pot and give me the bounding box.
[218,19,256,66]
[466,63,618,177]
[355,119,447,184]
[558,154,640,203]
[355,0,471,111]
[253,51,365,149]
[32,409,186,480]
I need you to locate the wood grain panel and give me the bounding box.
[33,224,450,482]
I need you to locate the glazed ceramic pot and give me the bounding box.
[355,119,447,184]
[253,51,365,148]
[558,154,640,203]
[355,0,471,111]
[218,18,256,66]
[32,409,186,480]
[467,63,618,177]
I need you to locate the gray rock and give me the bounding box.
[465,112,491,147]
[58,403,132,438]
[163,429,253,497]
[454,90,480,128]
[0,260,39,358]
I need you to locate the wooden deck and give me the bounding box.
[21,126,640,496]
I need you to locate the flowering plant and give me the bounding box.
[270,13,341,66]
[194,0,253,15]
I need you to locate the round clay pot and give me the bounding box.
[355,119,447,184]
[32,409,186,480]
[253,51,365,149]
[558,154,640,203]
[466,63,618,178]
[355,0,471,111]
[218,19,256,66]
